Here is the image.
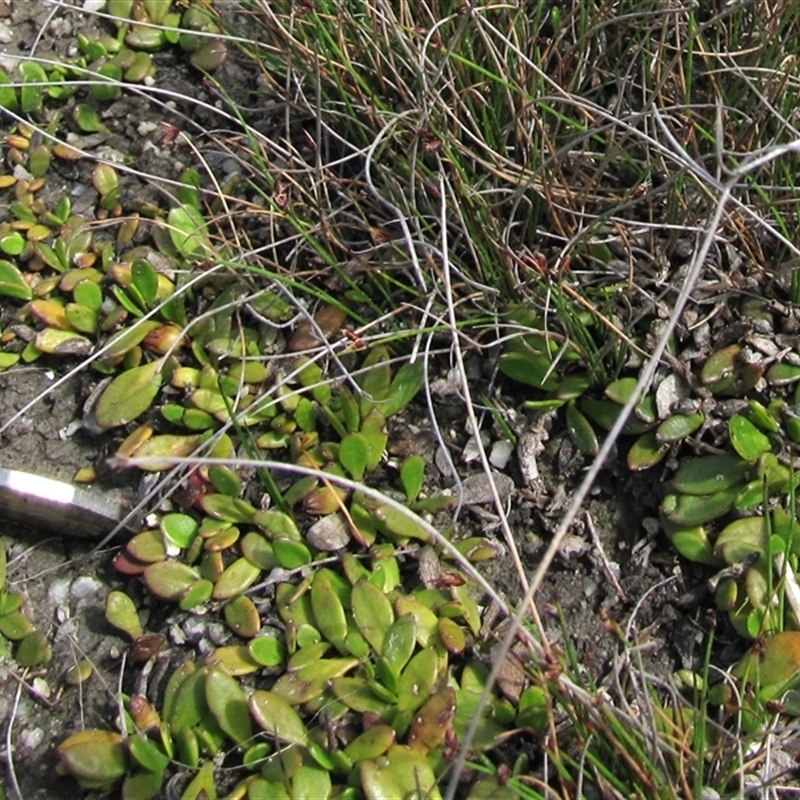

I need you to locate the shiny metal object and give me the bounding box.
[0,467,130,538]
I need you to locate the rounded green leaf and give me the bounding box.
[35,328,93,356]
[224,595,261,638]
[205,665,253,745]
[744,400,780,433]
[437,618,466,654]
[399,455,425,503]
[0,611,33,640]
[311,570,348,653]
[360,744,439,800]
[160,513,199,549]
[408,687,457,753]
[672,455,752,496]
[143,560,200,602]
[248,635,285,667]
[178,760,215,800]
[167,206,212,258]
[729,415,772,462]
[128,733,170,773]
[360,408,388,470]
[273,538,312,569]
[714,517,767,565]
[199,493,256,523]
[661,489,736,527]
[92,164,119,197]
[662,522,720,566]
[207,465,242,497]
[498,351,559,392]
[189,39,227,72]
[381,613,416,676]
[241,532,277,571]
[17,629,52,667]
[105,590,143,639]
[94,360,164,428]
[372,504,430,543]
[74,103,107,133]
[331,677,393,716]
[208,645,261,676]
[121,769,163,800]
[249,690,308,746]
[179,579,214,611]
[340,433,370,481]
[168,667,209,733]
[212,557,261,601]
[352,580,394,654]
[766,362,800,386]
[733,631,800,687]
[656,411,705,443]
[397,647,438,714]
[394,596,438,647]
[0,259,33,300]
[57,730,126,786]
[126,529,167,564]
[132,434,201,471]
[343,725,395,763]
[604,377,638,405]
[627,431,667,471]
[382,360,425,416]
[272,657,358,705]
[0,231,26,256]
[735,480,766,511]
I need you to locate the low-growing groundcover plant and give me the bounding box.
[3,0,800,797]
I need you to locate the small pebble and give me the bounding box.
[435,446,454,478]
[459,471,514,505]
[461,432,489,464]
[180,618,205,644]
[206,622,230,646]
[70,576,106,605]
[489,439,514,470]
[48,577,72,608]
[307,514,349,551]
[197,637,215,657]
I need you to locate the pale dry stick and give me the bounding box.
[460,5,800,261]
[119,455,516,622]
[419,327,465,513]
[443,160,742,800]
[363,110,429,294]
[451,128,800,796]
[4,682,23,800]
[90,334,356,552]
[172,130,243,252]
[618,573,681,779]
[436,168,545,636]
[28,1,58,57]
[584,511,627,603]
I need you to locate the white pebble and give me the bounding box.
[489,439,514,470]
